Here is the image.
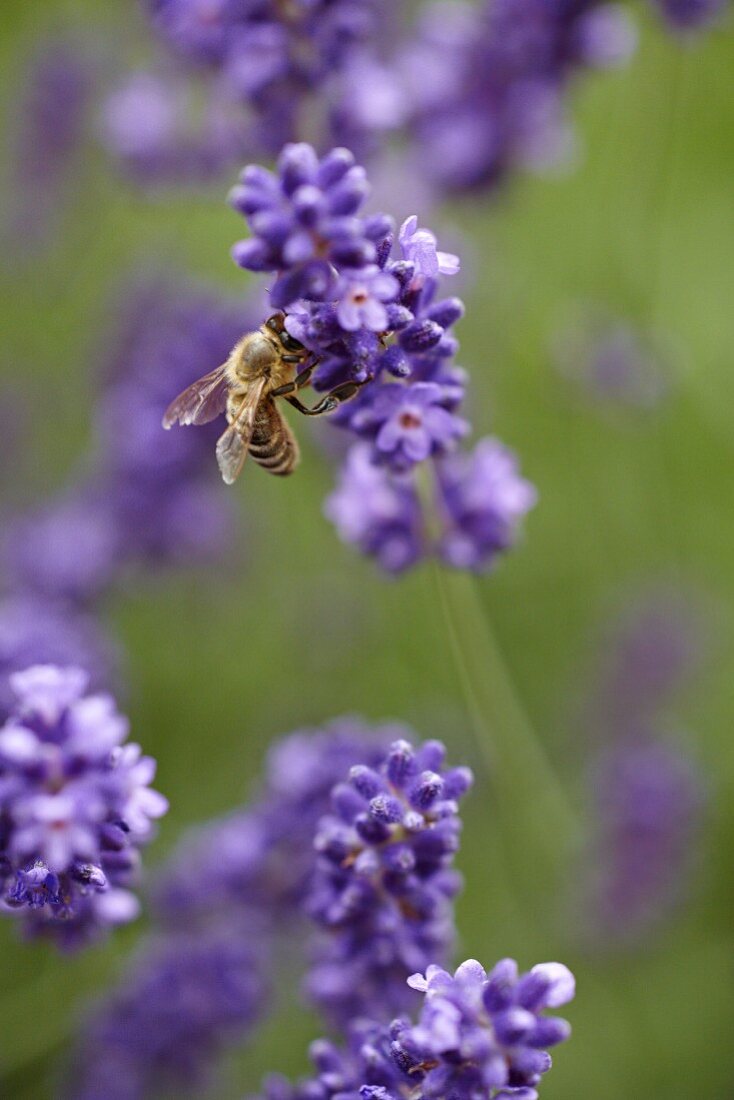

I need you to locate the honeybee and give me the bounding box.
[163,313,365,484]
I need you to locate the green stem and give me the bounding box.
[431,565,580,871]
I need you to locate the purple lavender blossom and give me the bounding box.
[94,277,250,568]
[587,591,706,738]
[2,491,119,607]
[438,438,538,571]
[399,215,460,278]
[587,736,703,941]
[305,737,473,1025]
[553,314,667,409]
[652,0,728,30]
[325,437,536,575]
[253,957,574,1100]
[402,0,637,194]
[324,444,424,574]
[253,1020,401,1100]
[0,666,167,945]
[0,595,117,722]
[154,717,391,927]
[70,926,266,1099]
[6,40,91,251]
[352,383,469,471]
[100,70,248,185]
[393,957,575,1099]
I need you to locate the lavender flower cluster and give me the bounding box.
[582,593,705,943]
[91,0,727,198]
[70,720,575,1100]
[0,666,167,946]
[231,142,537,573]
[2,279,249,605]
[254,957,575,1100]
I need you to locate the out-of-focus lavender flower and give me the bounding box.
[253,957,574,1100]
[305,737,473,1025]
[578,591,707,943]
[586,736,703,941]
[325,436,536,575]
[6,40,91,252]
[0,595,117,722]
[2,491,119,607]
[3,278,249,601]
[70,926,266,1099]
[0,666,167,946]
[155,717,391,927]
[100,70,248,185]
[587,591,706,738]
[438,438,539,571]
[553,314,667,409]
[652,0,729,31]
[402,0,637,194]
[94,278,251,569]
[115,0,391,181]
[324,444,424,574]
[394,957,575,1099]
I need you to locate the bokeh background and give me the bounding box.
[1,1,733,1097]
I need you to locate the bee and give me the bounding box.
[163,313,366,484]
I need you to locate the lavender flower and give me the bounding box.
[253,1021,401,1100]
[155,717,391,927]
[253,957,575,1100]
[394,957,575,1099]
[402,0,637,194]
[0,595,117,722]
[305,738,473,1025]
[587,591,706,738]
[70,927,266,1099]
[100,70,248,185]
[122,0,389,180]
[6,40,91,251]
[0,666,167,945]
[324,444,424,574]
[227,143,535,573]
[553,313,667,409]
[2,490,119,607]
[325,437,536,575]
[94,278,250,569]
[579,592,707,942]
[587,736,703,941]
[652,0,729,30]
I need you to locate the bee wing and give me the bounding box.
[215,377,267,485]
[162,363,230,429]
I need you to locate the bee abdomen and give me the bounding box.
[249,399,300,477]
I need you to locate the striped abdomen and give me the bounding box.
[248,397,300,476]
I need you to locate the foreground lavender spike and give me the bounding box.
[253,956,575,1100]
[0,666,167,946]
[70,926,266,1099]
[306,738,473,1025]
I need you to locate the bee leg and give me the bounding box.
[286,379,370,417]
[271,363,315,398]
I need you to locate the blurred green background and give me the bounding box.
[1,1,733,1096]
